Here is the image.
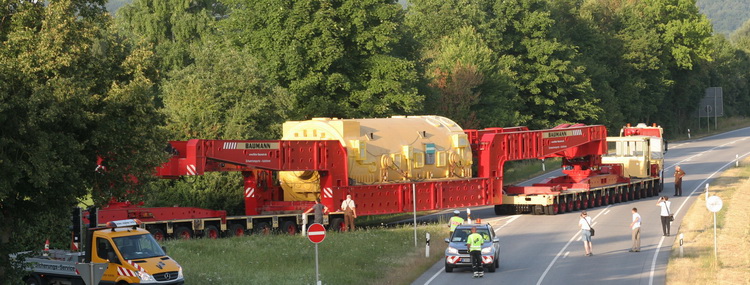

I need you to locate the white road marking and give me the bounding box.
[648,150,750,285]
[536,205,611,285]
[563,251,570,259]
[603,209,611,215]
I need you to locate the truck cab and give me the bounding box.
[15,219,184,285]
[91,219,184,284]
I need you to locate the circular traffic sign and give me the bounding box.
[307,223,326,243]
[706,195,723,213]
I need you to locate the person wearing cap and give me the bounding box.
[448,210,464,235]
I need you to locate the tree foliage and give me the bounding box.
[0,0,166,280]
[220,0,422,119]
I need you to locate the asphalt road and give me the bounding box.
[412,127,750,285]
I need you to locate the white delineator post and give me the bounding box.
[425,232,431,258]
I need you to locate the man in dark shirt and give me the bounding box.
[304,198,329,224]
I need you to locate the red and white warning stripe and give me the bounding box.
[186,164,197,175]
[224,142,238,149]
[117,266,138,277]
[322,187,333,198]
[482,256,494,264]
[245,187,255,198]
[446,256,460,264]
[127,260,145,272]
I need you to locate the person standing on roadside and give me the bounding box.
[466,226,485,277]
[448,210,464,236]
[674,165,686,196]
[656,196,672,236]
[341,194,357,232]
[629,207,641,252]
[579,211,594,256]
[303,198,328,225]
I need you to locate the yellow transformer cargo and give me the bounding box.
[279,115,473,201]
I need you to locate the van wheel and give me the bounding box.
[174,226,193,240]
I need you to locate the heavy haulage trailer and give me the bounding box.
[90,116,664,239]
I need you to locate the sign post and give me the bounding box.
[706,195,723,262]
[307,223,326,285]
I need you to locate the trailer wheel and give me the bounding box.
[148,227,166,242]
[559,200,567,213]
[254,222,272,235]
[567,198,574,212]
[204,225,220,239]
[330,218,345,232]
[545,205,557,215]
[281,221,298,235]
[228,224,246,237]
[174,226,193,240]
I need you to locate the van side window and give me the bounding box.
[96,238,114,260]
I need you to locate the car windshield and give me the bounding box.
[450,228,491,243]
[113,234,166,260]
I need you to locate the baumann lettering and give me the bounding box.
[239,142,280,150]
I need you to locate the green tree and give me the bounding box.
[0,1,166,280]
[162,42,292,140]
[220,0,422,119]
[115,0,225,72]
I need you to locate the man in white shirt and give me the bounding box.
[629,207,641,252]
[341,194,357,232]
[656,196,672,236]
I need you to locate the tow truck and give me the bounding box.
[12,219,184,285]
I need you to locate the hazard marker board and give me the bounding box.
[307,223,326,243]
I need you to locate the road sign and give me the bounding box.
[706,195,723,212]
[307,223,326,243]
[75,263,108,285]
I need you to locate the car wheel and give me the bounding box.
[444,264,453,273]
[488,262,496,272]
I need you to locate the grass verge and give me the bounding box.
[666,157,750,284]
[163,223,449,284]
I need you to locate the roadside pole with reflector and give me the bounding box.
[307,223,326,285]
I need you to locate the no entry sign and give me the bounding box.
[307,223,326,243]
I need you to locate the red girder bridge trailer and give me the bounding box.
[92,116,663,239]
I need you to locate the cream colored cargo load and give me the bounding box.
[279,116,473,201]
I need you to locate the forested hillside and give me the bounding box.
[697,0,750,34]
[3,0,750,281]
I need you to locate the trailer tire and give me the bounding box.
[228,224,246,237]
[204,225,220,239]
[174,226,193,240]
[330,218,345,232]
[255,222,272,235]
[281,221,298,235]
[148,227,166,242]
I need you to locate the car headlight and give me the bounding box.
[481,247,492,254]
[447,247,458,254]
[177,266,184,279]
[137,271,156,282]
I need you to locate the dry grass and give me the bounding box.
[666,157,750,285]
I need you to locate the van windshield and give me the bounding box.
[113,234,166,260]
